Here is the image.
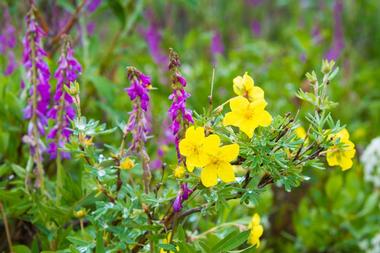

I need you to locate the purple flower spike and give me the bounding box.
[168,49,194,159]
[325,0,345,60]
[125,67,152,152]
[22,7,51,160]
[173,183,193,212]
[0,8,17,75]
[210,30,224,63]
[47,38,81,159]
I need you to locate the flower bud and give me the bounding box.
[120,157,135,170]
[322,59,335,74]
[74,209,86,218]
[174,166,185,178]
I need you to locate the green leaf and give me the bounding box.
[12,245,31,253]
[108,0,126,28]
[211,230,250,252]
[96,230,106,253]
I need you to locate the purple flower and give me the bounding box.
[210,30,224,63]
[124,67,152,152]
[140,9,168,66]
[0,8,17,75]
[22,7,51,158]
[168,49,194,159]
[87,0,102,13]
[251,20,261,37]
[47,39,82,159]
[173,183,193,212]
[325,0,344,60]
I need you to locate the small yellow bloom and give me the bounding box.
[73,209,87,219]
[223,96,272,138]
[248,213,263,248]
[160,233,178,253]
[179,126,210,172]
[233,72,264,102]
[174,166,186,178]
[200,134,239,187]
[295,126,307,139]
[326,129,356,171]
[120,157,135,170]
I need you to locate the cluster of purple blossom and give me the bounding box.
[47,40,82,159]
[125,67,152,152]
[0,8,17,76]
[168,49,194,158]
[22,6,81,162]
[173,183,193,212]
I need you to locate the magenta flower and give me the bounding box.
[22,7,51,159]
[173,183,193,212]
[125,67,152,152]
[87,0,102,13]
[168,49,194,159]
[210,30,224,63]
[47,39,82,159]
[0,8,17,76]
[326,0,345,60]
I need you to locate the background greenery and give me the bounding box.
[1,0,380,252]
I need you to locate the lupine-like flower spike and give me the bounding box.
[47,37,82,159]
[168,49,194,159]
[22,5,51,188]
[124,67,152,192]
[173,183,193,212]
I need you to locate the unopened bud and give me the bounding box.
[322,59,335,74]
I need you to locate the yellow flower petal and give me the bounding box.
[230,96,249,111]
[179,139,192,157]
[186,126,205,140]
[239,119,258,138]
[217,162,235,183]
[201,165,218,187]
[336,128,350,141]
[233,76,244,96]
[257,110,272,127]
[250,213,261,227]
[223,112,241,127]
[204,134,221,152]
[249,86,264,101]
[219,144,239,162]
[251,98,267,111]
[340,157,353,171]
[326,150,338,166]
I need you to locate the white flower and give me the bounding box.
[361,137,380,187]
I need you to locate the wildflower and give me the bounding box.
[326,129,355,170]
[200,135,239,187]
[73,209,87,219]
[173,183,192,212]
[168,49,194,158]
[22,6,51,187]
[125,67,152,151]
[210,30,224,63]
[87,0,102,13]
[361,137,380,187]
[248,213,264,247]
[0,8,17,76]
[223,96,272,138]
[295,126,307,139]
[47,38,82,159]
[232,72,264,102]
[179,126,208,172]
[174,166,185,178]
[120,157,135,170]
[124,67,152,192]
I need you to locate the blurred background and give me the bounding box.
[1,0,380,252]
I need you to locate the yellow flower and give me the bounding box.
[73,209,87,219]
[223,96,272,138]
[295,126,307,139]
[233,72,264,102]
[248,213,264,248]
[326,129,356,171]
[160,233,178,253]
[179,126,213,172]
[174,166,185,178]
[200,134,239,187]
[120,157,135,170]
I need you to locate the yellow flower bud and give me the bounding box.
[74,209,86,218]
[120,157,135,170]
[174,166,185,178]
